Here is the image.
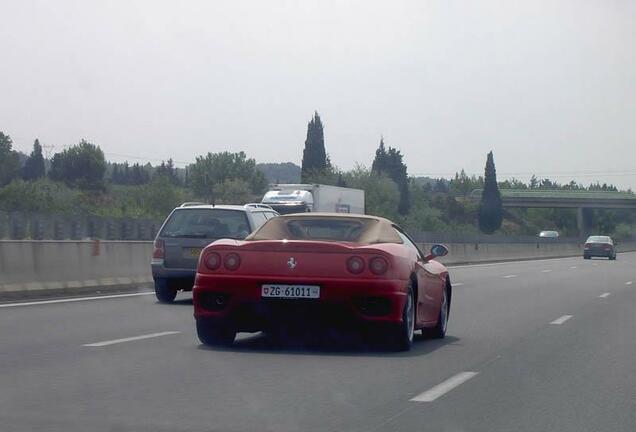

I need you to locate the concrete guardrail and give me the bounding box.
[0,240,154,297]
[1,240,635,298]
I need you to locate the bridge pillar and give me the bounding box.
[577,208,594,241]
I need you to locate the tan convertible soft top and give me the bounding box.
[246,213,403,244]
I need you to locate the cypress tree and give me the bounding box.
[371,138,388,174]
[371,138,410,215]
[478,151,503,233]
[0,131,20,186]
[22,138,46,180]
[301,112,327,182]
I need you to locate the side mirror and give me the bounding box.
[425,244,449,261]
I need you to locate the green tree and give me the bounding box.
[371,138,410,215]
[142,175,183,217]
[155,158,180,185]
[214,179,254,204]
[0,178,82,213]
[478,151,503,233]
[188,151,266,203]
[450,169,483,197]
[0,132,20,187]
[49,139,106,190]
[22,139,46,180]
[343,165,401,220]
[301,112,328,181]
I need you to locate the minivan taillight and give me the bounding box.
[152,239,165,260]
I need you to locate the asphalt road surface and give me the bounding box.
[2,253,636,432]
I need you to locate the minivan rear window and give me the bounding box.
[160,209,250,239]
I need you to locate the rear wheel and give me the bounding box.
[196,320,236,346]
[154,279,177,303]
[584,255,591,260]
[388,283,415,351]
[423,282,450,339]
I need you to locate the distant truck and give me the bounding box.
[261,184,365,215]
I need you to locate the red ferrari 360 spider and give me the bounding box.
[193,213,451,351]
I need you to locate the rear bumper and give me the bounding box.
[193,274,408,331]
[151,264,196,279]
[584,249,614,257]
[151,264,196,290]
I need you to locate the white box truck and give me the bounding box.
[261,184,365,215]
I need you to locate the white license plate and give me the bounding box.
[261,284,320,299]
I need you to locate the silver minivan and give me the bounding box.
[151,203,278,302]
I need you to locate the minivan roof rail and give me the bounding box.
[180,202,208,207]
[244,203,273,210]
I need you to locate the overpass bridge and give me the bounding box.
[470,189,636,238]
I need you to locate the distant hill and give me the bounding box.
[257,162,301,184]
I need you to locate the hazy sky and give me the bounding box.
[1,0,635,188]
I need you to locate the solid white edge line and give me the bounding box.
[410,372,479,402]
[598,293,611,298]
[0,292,155,308]
[550,315,573,325]
[83,331,181,347]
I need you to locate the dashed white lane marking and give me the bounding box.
[570,266,577,269]
[626,281,633,285]
[410,372,479,402]
[83,331,181,347]
[503,275,518,279]
[541,269,552,273]
[448,252,636,269]
[448,255,586,269]
[453,282,465,287]
[0,292,155,308]
[592,263,598,266]
[550,315,573,325]
[598,293,611,298]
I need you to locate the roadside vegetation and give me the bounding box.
[1,115,635,238]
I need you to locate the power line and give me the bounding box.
[411,170,636,178]
[102,152,192,166]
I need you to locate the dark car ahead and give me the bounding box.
[583,235,617,260]
[151,203,278,302]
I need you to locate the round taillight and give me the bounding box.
[347,256,365,274]
[224,253,241,270]
[369,256,388,275]
[204,252,222,271]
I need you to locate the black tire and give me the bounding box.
[423,281,450,339]
[196,320,236,346]
[584,255,591,260]
[154,279,177,303]
[388,282,415,351]
[610,254,617,261]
